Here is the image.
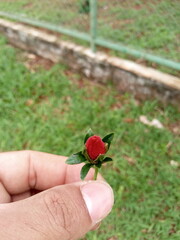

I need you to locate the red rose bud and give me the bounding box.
[85,135,106,160]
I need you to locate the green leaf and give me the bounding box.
[102,157,113,163]
[102,133,114,149]
[80,163,92,180]
[66,152,86,165]
[84,128,94,144]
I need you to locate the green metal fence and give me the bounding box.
[0,0,179,71]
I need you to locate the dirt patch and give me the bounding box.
[22,2,34,9]
[20,52,55,72]
[168,121,180,135]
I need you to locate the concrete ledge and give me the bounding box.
[0,18,179,104]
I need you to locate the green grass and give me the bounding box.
[98,0,179,62]
[0,35,180,240]
[0,0,179,65]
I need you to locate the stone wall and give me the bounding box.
[0,18,180,105]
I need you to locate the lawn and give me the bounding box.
[0,0,179,63]
[0,35,180,240]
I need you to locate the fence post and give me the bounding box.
[90,0,97,52]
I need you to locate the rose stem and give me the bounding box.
[93,166,99,180]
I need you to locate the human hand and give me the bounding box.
[0,150,114,240]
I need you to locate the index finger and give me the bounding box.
[0,150,95,195]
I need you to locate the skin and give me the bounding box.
[0,150,105,240]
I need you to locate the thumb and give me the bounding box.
[0,181,114,240]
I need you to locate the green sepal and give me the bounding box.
[83,150,105,164]
[66,151,86,165]
[102,157,113,163]
[84,128,94,144]
[80,163,93,180]
[102,133,114,149]
[96,161,102,168]
[95,154,105,162]
[82,148,92,162]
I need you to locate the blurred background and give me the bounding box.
[0,0,179,75]
[0,1,180,239]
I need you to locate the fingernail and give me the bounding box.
[91,222,101,231]
[80,181,114,224]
